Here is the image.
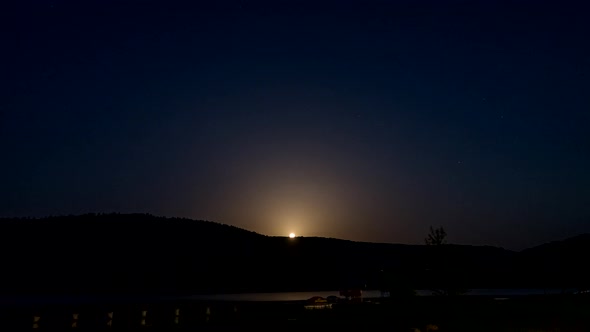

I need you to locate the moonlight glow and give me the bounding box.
[289,233,295,238]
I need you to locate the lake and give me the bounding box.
[0,288,576,306]
[184,288,575,302]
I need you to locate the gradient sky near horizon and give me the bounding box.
[1,0,589,250]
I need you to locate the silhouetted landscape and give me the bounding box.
[4,0,590,329]
[1,213,588,296]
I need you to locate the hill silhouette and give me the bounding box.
[0,214,587,295]
[515,234,590,289]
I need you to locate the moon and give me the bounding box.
[289,232,295,238]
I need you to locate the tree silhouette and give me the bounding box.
[425,226,447,246]
[424,226,468,296]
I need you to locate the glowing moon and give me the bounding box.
[289,232,295,238]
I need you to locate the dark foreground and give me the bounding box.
[1,295,589,331]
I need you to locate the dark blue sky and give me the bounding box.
[2,0,589,249]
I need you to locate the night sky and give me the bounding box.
[2,0,589,249]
